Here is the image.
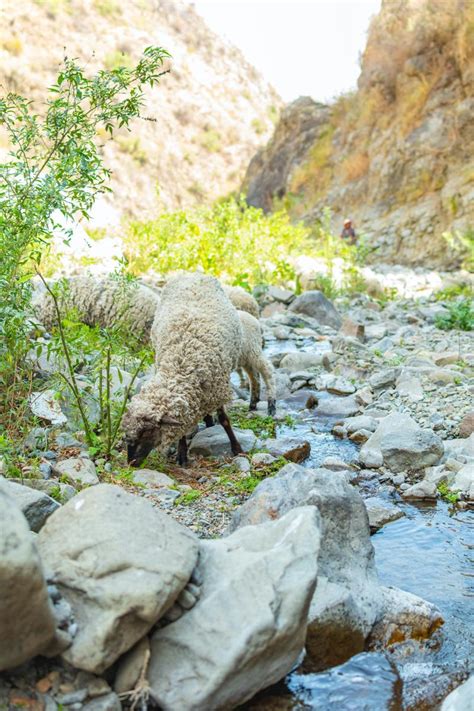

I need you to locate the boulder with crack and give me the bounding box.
[38,484,198,673]
[148,507,321,711]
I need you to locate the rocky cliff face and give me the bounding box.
[0,0,280,222]
[244,0,474,268]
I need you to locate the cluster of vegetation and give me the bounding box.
[123,200,368,295]
[437,481,460,505]
[435,298,473,332]
[0,47,170,460]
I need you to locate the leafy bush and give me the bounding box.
[0,46,170,434]
[123,196,312,289]
[435,298,473,331]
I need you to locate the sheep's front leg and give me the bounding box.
[177,436,188,466]
[217,407,243,456]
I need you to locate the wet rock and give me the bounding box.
[441,676,474,711]
[0,488,56,670]
[263,436,311,463]
[38,484,198,673]
[369,586,443,647]
[188,425,258,457]
[114,637,150,695]
[29,389,67,426]
[360,413,444,471]
[402,480,438,499]
[289,290,342,330]
[458,411,474,438]
[364,497,405,531]
[288,652,402,710]
[132,469,174,488]
[148,507,321,711]
[52,458,99,486]
[0,479,59,532]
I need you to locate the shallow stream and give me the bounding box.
[245,409,474,710]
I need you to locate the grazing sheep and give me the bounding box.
[32,275,159,342]
[223,285,259,319]
[237,310,276,415]
[122,273,244,467]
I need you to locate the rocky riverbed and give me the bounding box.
[1,273,473,710]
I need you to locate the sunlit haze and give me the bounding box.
[189,0,381,102]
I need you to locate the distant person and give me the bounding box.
[341,218,357,245]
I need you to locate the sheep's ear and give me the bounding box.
[160,414,181,426]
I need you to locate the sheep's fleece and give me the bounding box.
[32,275,159,341]
[122,273,242,457]
[223,285,259,319]
[237,310,276,412]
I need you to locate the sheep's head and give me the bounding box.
[122,403,181,467]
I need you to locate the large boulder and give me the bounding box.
[0,478,59,532]
[289,290,342,330]
[229,464,442,669]
[0,489,57,670]
[360,413,444,471]
[148,507,321,711]
[38,484,198,673]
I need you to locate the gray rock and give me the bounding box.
[359,448,384,469]
[396,373,424,402]
[263,436,311,463]
[232,456,251,473]
[364,497,405,531]
[38,484,198,673]
[145,487,181,507]
[188,425,257,457]
[0,488,56,670]
[148,507,321,711]
[9,478,77,503]
[326,377,356,395]
[24,427,49,452]
[29,389,67,426]
[39,462,53,479]
[114,637,150,695]
[132,469,174,488]
[441,676,474,711]
[289,290,342,330]
[342,415,378,434]
[349,428,373,443]
[402,480,438,499]
[369,369,397,390]
[52,458,99,486]
[82,693,122,711]
[267,285,295,304]
[279,351,325,370]
[316,395,361,418]
[321,456,351,471]
[251,452,276,466]
[449,464,474,498]
[360,413,444,472]
[0,479,59,532]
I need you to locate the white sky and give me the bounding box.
[189,0,381,102]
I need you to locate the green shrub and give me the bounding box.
[435,298,473,331]
[124,196,312,289]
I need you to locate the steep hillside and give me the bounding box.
[0,0,281,223]
[244,0,474,268]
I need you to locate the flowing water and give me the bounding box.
[244,404,474,710]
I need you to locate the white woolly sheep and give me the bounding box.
[32,275,159,342]
[122,273,244,467]
[236,310,276,415]
[223,285,259,319]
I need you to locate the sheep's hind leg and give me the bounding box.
[245,366,261,411]
[217,407,243,456]
[177,436,188,467]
